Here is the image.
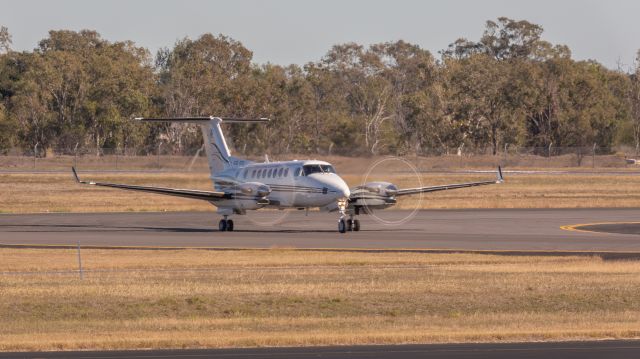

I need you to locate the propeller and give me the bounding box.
[357,156,423,225]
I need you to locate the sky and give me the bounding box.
[1,0,639,71]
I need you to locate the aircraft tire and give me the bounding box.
[353,219,360,231]
[218,219,227,232]
[338,219,347,233]
[226,219,234,232]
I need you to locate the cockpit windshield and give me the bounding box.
[303,164,336,175]
[320,165,336,173]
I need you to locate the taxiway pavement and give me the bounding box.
[3,341,640,359]
[1,208,640,252]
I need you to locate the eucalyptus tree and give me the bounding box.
[304,55,353,154]
[630,51,640,153]
[0,26,15,152]
[443,17,549,61]
[9,30,154,154]
[367,41,442,154]
[155,33,253,153]
[242,64,317,155]
[0,26,11,54]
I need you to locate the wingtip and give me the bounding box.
[71,167,80,183]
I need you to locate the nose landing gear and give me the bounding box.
[337,198,348,233]
[338,218,347,233]
[218,215,234,232]
[337,199,362,233]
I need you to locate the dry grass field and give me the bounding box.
[1,248,639,350]
[2,152,640,212]
[1,170,640,213]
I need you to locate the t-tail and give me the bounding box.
[134,116,269,176]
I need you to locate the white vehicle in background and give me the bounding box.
[73,117,503,233]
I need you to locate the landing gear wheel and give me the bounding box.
[226,219,234,232]
[338,219,347,233]
[353,219,360,232]
[218,219,227,232]
[347,219,353,231]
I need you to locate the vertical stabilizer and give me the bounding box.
[201,117,231,174]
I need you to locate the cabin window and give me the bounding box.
[278,168,284,177]
[267,168,272,178]
[262,169,267,179]
[252,169,256,178]
[294,167,301,177]
[284,168,289,177]
[243,169,248,178]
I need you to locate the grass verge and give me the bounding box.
[1,248,639,350]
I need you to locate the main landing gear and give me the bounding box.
[338,217,361,233]
[218,215,234,232]
[348,217,361,232]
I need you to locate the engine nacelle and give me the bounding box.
[341,181,399,212]
[237,182,271,198]
[360,182,398,197]
[217,182,271,212]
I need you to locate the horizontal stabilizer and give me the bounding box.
[71,166,81,183]
[134,116,270,123]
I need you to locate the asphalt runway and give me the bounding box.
[3,341,640,359]
[2,208,640,252]
[575,222,640,235]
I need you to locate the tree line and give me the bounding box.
[1,18,639,157]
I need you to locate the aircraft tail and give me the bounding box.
[135,116,269,176]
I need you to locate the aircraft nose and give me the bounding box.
[314,174,350,199]
[331,178,350,199]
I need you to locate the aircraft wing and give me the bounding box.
[71,167,230,201]
[210,175,241,187]
[396,166,504,196]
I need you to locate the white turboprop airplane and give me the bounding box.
[72,117,504,233]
